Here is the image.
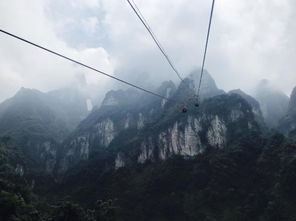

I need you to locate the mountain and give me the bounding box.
[52,133,296,221]
[187,69,225,100]
[0,87,89,174]
[278,87,296,138]
[112,93,259,169]
[2,71,296,220]
[229,89,265,128]
[58,71,259,173]
[254,79,289,128]
[58,81,177,172]
[289,87,296,111]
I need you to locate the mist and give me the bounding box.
[0,0,295,103]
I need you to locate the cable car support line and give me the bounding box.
[196,0,216,104]
[0,29,174,102]
[126,0,183,81]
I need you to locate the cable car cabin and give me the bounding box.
[182,107,188,113]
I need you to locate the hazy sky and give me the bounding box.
[0,0,295,102]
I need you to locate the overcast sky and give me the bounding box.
[0,0,295,102]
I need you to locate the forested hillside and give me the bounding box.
[2,132,296,220]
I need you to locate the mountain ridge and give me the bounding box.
[0,87,89,174]
[57,70,260,173]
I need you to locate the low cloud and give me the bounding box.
[0,0,295,103]
[0,0,114,102]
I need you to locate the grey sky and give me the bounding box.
[0,0,295,103]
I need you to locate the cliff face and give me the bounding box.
[59,81,177,172]
[59,71,259,172]
[134,115,223,165]
[114,93,259,168]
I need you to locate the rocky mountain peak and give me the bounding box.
[229,89,265,129]
[14,87,44,99]
[184,69,224,99]
[169,70,224,109]
[157,80,176,95]
[101,89,141,107]
[229,89,261,114]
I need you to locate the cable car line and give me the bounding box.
[196,0,216,105]
[130,0,152,34]
[0,29,174,102]
[0,0,216,113]
[126,0,183,81]
[130,0,163,52]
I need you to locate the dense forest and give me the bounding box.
[1,131,296,221]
